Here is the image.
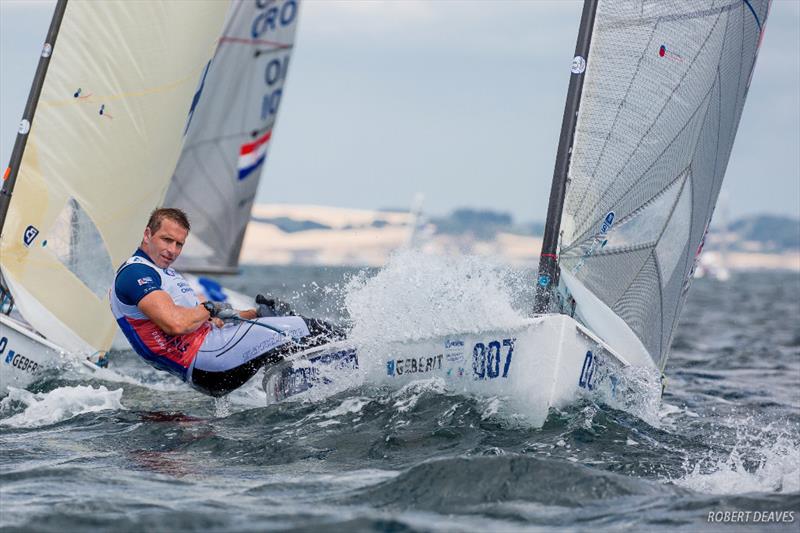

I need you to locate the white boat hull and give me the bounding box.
[0,314,66,395]
[263,314,649,425]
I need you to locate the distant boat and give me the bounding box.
[154,0,300,322]
[164,0,299,277]
[261,0,771,425]
[0,0,229,394]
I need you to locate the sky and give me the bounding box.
[1,0,798,224]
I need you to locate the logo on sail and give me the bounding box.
[572,211,615,274]
[571,55,586,74]
[658,44,683,63]
[238,130,272,180]
[22,225,39,247]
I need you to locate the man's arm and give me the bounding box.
[138,290,211,335]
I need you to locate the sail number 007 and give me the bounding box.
[472,338,515,379]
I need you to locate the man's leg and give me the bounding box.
[189,316,310,396]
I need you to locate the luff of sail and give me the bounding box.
[0,1,230,354]
[164,0,300,274]
[558,0,770,369]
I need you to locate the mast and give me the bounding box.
[534,0,598,314]
[0,0,68,234]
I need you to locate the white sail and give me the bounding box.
[0,1,230,354]
[558,0,770,369]
[164,0,300,273]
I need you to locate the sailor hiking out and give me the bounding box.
[110,208,343,396]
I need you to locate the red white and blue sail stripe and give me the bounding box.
[238,130,271,180]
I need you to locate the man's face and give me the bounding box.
[142,218,188,269]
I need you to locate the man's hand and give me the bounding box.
[255,294,294,317]
[202,301,233,318]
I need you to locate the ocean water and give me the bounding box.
[1,253,798,532]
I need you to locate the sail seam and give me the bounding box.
[581,242,656,257]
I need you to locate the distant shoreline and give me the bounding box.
[231,204,800,271]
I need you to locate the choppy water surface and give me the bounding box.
[1,254,798,531]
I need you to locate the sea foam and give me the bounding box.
[0,385,124,428]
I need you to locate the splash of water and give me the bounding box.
[344,249,532,345]
[213,395,232,417]
[0,385,124,428]
[674,418,800,494]
[600,364,664,427]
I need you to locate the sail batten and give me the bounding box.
[558,0,769,369]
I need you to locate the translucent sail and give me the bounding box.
[558,0,770,369]
[164,0,300,273]
[0,1,229,354]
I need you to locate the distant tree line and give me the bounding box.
[728,215,800,251]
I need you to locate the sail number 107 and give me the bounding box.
[472,338,515,379]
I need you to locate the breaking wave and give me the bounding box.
[673,418,800,494]
[0,385,124,428]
